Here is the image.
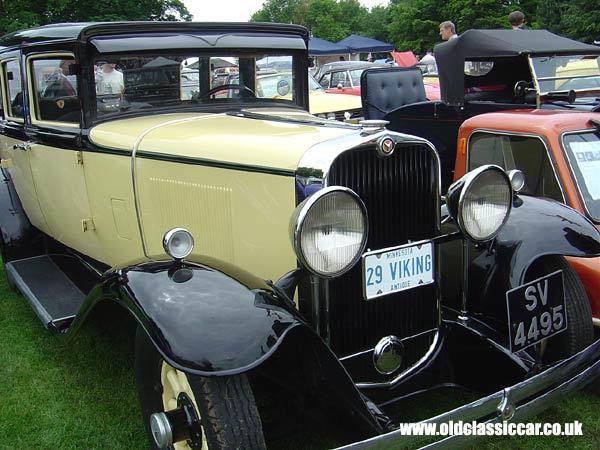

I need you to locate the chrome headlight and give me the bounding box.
[163,228,194,260]
[326,112,336,120]
[290,186,368,278]
[447,165,512,242]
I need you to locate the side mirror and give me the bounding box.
[336,82,344,89]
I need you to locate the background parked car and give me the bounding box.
[226,70,364,121]
[454,110,600,328]
[316,60,440,100]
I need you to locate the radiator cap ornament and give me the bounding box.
[359,119,389,135]
[373,335,404,374]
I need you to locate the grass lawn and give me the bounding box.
[1,267,598,450]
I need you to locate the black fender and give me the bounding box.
[71,256,309,376]
[496,196,600,286]
[467,195,600,313]
[0,168,40,261]
[68,256,386,435]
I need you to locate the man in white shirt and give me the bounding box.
[96,62,124,95]
[419,49,437,74]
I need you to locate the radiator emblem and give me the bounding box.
[377,137,395,157]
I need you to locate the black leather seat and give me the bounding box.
[360,67,427,120]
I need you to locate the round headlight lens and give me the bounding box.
[163,228,194,260]
[326,112,337,120]
[291,187,368,278]
[457,166,512,241]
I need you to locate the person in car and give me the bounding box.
[96,62,124,95]
[43,59,76,97]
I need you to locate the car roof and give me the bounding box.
[319,61,375,72]
[435,29,600,105]
[461,109,597,137]
[0,22,310,49]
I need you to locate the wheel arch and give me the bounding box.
[466,195,600,312]
[70,257,309,376]
[495,195,600,287]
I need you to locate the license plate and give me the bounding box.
[362,240,434,300]
[506,270,567,353]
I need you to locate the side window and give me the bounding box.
[468,133,506,169]
[3,60,24,119]
[349,69,363,87]
[469,132,564,202]
[331,71,347,87]
[30,57,79,123]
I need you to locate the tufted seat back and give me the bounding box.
[360,67,427,120]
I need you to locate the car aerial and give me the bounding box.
[453,110,600,330]
[316,60,440,101]
[1,21,600,450]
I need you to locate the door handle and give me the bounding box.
[13,142,31,151]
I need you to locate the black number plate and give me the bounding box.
[506,270,567,353]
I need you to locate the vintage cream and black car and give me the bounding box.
[1,22,600,450]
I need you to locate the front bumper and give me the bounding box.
[335,337,600,449]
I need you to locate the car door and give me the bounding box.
[0,55,51,235]
[24,53,104,260]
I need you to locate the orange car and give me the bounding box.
[454,110,600,326]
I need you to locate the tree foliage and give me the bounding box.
[0,0,191,35]
[249,0,600,56]
[2,0,599,54]
[562,0,600,44]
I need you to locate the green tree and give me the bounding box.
[362,5,391,42]
[0,0,191,36]
[562,0,600,44]
[250,0,306,23]
[251,0,379,43]
[388,0,443,55]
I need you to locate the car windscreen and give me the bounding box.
[562,130,600,221]
[531,55,600,95]
[93,52,300,117]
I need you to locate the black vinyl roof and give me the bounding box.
[435,29,600,105]
[436,29,600,58]
[0,21,310,49]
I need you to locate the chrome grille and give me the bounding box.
[326,143,439,357]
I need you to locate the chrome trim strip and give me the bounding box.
[340,328,438,361]
[526,55,542,108]
[334,338,600,449]
[593,317,600,327]
[467,128,567,205]
[296,128,442,193]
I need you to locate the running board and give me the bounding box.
[6,255,86,333]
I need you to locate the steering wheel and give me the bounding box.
[201,83,256,99]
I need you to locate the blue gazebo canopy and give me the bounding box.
[308,37,350,56]
[336,34,394,53]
